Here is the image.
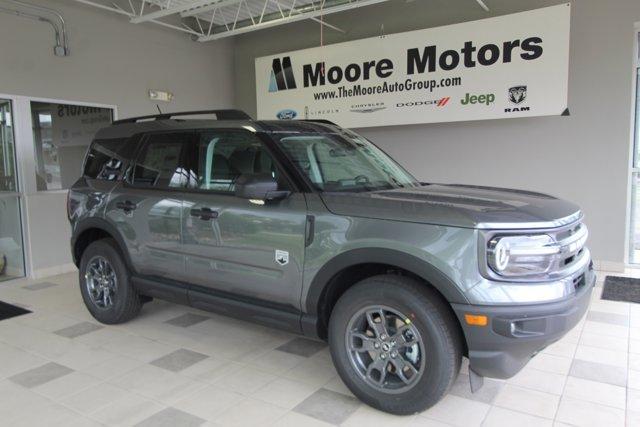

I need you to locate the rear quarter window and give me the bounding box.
[83,138,127,181]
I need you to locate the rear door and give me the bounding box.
[179,129,307,309]
[106,132,192,281]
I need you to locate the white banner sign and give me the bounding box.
[255,4,570,128]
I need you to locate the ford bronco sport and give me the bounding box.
[68,109,595,415]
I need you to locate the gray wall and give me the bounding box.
[233,0,640,266]
[0,0,234,116]
[0,0,235,275]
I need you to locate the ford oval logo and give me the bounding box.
[276,109,297,120]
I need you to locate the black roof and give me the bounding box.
[95,109,341,140]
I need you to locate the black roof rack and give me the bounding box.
[112,109,252,125]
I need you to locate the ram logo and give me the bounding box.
[269,57,297,92]
[508,86,527,105]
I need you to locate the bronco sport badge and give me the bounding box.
[275,250,289,266]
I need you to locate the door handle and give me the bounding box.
[116,200,137,212]
[190,207,219,220]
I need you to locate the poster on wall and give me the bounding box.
[51,105,112,147]
[255,3,570,128]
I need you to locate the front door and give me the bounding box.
[180,129,307,310]
[106,132,192,281]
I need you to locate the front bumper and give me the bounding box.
[451,265,595,379]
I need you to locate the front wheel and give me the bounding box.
[328,275,463,415]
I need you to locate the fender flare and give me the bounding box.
[71,217,134,270]
[304,248,470,316]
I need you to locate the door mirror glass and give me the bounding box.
[234,174,289,201]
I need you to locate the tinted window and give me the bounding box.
[83,139,126,181]
[189,131,286,193]
[132,133,191,188]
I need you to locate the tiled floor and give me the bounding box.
[0,270,639,426]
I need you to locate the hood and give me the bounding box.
[320,184,582,229]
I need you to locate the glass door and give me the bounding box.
[630,29,640,263]
[0,99,25,280]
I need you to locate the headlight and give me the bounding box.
[487,234,560,277]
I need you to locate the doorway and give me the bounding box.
[0,99,25,281]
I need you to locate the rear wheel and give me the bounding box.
[79,239,141,324]
[328,275,462,415]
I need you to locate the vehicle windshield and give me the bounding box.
[271,129,420,192]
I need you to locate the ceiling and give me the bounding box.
[71,0,410,41]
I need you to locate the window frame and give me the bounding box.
[627,25,640,264]
[121,127,311,196]
[30,101,115,192]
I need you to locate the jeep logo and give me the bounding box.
[460,93,495,106]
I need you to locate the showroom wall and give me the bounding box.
[0,0,235,277]
[233,0,640,268]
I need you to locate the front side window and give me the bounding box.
[31,102,113,191]
[272,129,418,192]
[132,133,191,188]
[189,130,286,193]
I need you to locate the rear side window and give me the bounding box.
[83,139,127,181]
[131,133,191,188]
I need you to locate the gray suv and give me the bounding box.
[68,109,595,415]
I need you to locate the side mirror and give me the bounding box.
[234,174,290,201]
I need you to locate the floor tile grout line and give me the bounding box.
[552,298,588,423]
[490,385,560,421]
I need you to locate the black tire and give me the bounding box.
[78,238,141,324]
[328,275,463,415]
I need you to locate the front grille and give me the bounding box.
[573,273,586,291]
[549,221,589,276]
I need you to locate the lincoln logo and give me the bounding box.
[269,57,297,92]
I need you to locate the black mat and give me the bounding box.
[0,300,31,321]
[602,276,640,304]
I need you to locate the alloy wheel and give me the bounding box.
[345,305,426,393]
[85,255,118,310]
